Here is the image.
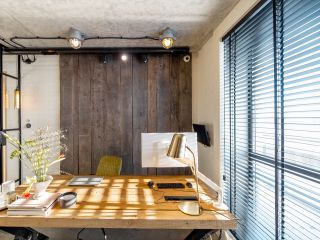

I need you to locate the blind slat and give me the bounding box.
[223,0,320,239]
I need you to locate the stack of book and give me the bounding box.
[7,192,60,216]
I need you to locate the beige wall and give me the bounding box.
[192,0,260,185]
[21,55,60,179]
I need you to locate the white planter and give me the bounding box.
[32,175,53,199]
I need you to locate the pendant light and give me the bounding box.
[160,28,176,49]
[14,87,20,109]
[68,28,85,49]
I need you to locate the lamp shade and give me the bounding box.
[167,133,187,159]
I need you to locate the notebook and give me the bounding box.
[68,176,103,186]
[7,207,53,216]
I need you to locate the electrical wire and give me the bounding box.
[9,35,160,49]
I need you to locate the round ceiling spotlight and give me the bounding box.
[160,27,176,49]
[121,54,128,61]
[68,28,85,49]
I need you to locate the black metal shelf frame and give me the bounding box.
[0,44,22,184]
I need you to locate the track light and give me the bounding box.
[160,28,176,49]
[103,55,108,64]
[140,54,148,63]
[68,28,84,49]
[22,55,36,64]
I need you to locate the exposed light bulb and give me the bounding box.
[121,54,128,61]
[161,37,174,49]
[69,38,82,49]
[160,28,176,49]
[14,88,20,110]
[68,28,84,49]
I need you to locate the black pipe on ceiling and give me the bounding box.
[3,47,190,55]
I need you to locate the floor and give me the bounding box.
[0,228,223,240]
[0,229,185,240]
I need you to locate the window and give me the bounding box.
[222,0,320,239]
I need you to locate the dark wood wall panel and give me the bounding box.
[120,55,133,175]
[132,55,148,176]
[61,53,192,175]
[78,55,93,174]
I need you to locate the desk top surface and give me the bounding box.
[0,175,237,229]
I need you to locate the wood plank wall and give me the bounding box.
[60,53,192,175]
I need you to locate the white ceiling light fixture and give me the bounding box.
[68,28,85,49]
[160,28,176,49]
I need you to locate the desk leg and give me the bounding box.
[184,229,216,240]
[0,227,49,240]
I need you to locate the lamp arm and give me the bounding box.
[186,146,201,212]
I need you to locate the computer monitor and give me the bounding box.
[192,124,211,147]
[141,132,198,168]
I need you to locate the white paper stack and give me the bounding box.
[7,192,60,216]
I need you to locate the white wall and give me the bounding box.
[192,0,260,185]
[21,55,60,179]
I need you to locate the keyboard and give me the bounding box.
[156,183,185,189]
[164,196,198,201]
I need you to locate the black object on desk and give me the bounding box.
[148,181,155,189]
[164,196,198,201]
[156,183,185,189]
[59,192,77,208]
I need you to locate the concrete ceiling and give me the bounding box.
[0,0,238,51]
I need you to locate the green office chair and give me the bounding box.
[96,155,122,176]
[77,155,122,240]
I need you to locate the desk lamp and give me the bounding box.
[167,133,202,216]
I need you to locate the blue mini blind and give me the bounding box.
[222,0,320,239]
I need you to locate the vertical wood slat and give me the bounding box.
[156,54,175,175]
[78,55,93,174]
[170,54,187,175]
[146,55,159,175]
[105,54,121,159]
[60,53,192,176]
[120,55,133,175]
[132,55,148,175]
[179,55,193,175]
[91,55,106,174]
[60,55,79,174]
[72,55,80,174]
[179,56,192,132]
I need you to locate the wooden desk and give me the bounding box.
[0,175,237,239]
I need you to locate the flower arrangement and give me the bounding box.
[1,127,67,183]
